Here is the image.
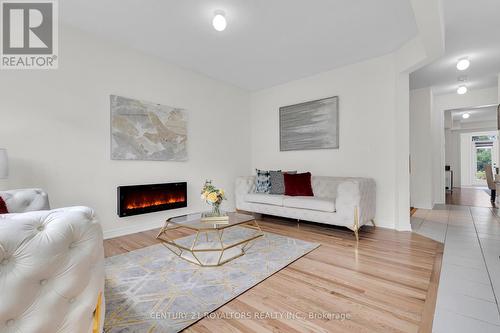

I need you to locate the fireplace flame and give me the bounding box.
[125,195,186,210]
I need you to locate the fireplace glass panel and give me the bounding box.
[117,182,187,217]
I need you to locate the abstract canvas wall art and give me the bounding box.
[279,96,339,151]
[110,95,187,161]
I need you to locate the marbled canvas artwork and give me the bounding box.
[111,95,187,161]
[279,96,339,151]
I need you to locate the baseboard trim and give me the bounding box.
[103,214,410,239]
[103,220,164,240]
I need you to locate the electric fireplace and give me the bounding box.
[117,182,187,217]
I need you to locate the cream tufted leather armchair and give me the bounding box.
[0,189,105,333]
[0,188,50,213]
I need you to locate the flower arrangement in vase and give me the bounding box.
[200,180,226,216]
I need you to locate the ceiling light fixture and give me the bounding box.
[456,58,470,71]
[457,85,468,95]
[212,10,227,32]
[462,113,470,119]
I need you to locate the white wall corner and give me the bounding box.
[410,0,445,67]
[432,90,446,204]
[396,0,445,74]
[392,0,444,229]
[394,73,411,230]
[410,88,434,209]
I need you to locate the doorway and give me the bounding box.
[460,131,498,187]
[444,105,499,207]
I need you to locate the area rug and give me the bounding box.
[104,227,320,333]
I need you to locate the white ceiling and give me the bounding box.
[410,0,500,95]
[60,0,418,91]
[449,106,497,125]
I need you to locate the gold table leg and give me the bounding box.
[156,218,264,267]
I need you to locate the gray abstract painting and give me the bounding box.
[111,95,187,161]
[279,96,339,151]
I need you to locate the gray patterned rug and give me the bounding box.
[104,227,320,333]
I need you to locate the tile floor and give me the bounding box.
[412,205,500,332]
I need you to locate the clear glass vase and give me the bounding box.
[211,203,221,216]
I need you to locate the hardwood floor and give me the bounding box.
[445,187,495,207]
[104,216,443,333]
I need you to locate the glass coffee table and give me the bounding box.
[156,212,264,267]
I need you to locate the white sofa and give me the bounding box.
[235,176,376,239]
[0,189,105,333]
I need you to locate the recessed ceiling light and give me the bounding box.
[457,85,468,95]
[462,113,470,119]
[456,58,470,71]
[212,10,227,32]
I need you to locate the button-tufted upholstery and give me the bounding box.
[0,188,50,213]
[0,189,104,333]
[236,176,376,231]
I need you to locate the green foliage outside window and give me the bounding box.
[476,148,492,179]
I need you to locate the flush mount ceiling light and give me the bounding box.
[462,113,470,119]
[456,58,470,71]
[457,85,468,95]
[212,10,227,31]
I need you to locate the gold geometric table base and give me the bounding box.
[156,219,264,267]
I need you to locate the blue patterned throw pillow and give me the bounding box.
[255,169,271,193]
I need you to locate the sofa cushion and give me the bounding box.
[283,196,335,212]
[245,193,284,206]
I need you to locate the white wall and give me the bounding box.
[393,73,411,231]
[0,26,251,238]
[457,121,499,130]
[249,54,407,229]
[459,132,472,186]
[410,88,433,208]
[431,93,446,204]
[434,87,498,112]
[445,128,459,186]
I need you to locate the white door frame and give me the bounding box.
[471,145,490,186]
[460,130,498,187]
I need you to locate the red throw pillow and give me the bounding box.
[284,172,314,196]
[0,196,8,214]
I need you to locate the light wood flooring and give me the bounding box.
[104,216,443,333]
[445,187,495,208]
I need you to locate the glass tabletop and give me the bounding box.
[167,212,256,230]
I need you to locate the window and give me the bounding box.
[471,135,497,184]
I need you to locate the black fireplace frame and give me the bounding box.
[117,182,187,217]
